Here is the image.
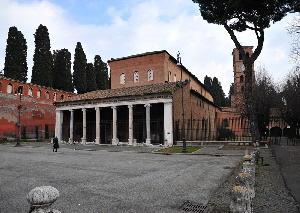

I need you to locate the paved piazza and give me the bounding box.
[0,144,242,213]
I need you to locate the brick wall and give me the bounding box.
[0,77,75,138]
[108,50,214,102]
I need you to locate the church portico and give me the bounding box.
[55,98,173,146]
[54,51,218,147]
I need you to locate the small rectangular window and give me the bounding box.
[134,71,139,83]
[148,69,153,81]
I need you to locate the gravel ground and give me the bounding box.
[0,143,242,213]
[3,142,298,212]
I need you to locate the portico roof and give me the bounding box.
[57,82,183,103]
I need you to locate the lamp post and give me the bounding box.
[177,51,188,153]
[16,86,23,146]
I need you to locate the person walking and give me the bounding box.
[53,137,59,152]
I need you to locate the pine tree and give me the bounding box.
[94,55,109,90]
[73,42,87,94]
[4,26,28,82]
[52,49,73,92]
[86,63,97,92]
[31,24,52,87]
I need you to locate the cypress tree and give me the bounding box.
[204,75,227,107]
[228,83,234,107]
[52,49,73,92]
[4,26,28,82]
[73,42,87,94]
[94,55,109,90]
[86,63,97,92]
[204,75,212,93]
[212,77,227,107]
[212,77,222,106]
[31,24,52,87]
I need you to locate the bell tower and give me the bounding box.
[231,46,254,110]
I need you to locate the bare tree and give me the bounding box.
[287,15,300,67]
[280,68,300,139]
[252,65,278,140]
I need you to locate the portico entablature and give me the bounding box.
[55,97,173,111]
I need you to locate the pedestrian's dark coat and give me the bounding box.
[53,137,59,149]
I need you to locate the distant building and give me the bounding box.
[0,77,75,140]
[217,47,289,140]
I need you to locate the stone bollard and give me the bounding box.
[230,186,252,213]
[241,161,256,184]
[243,154,253,163]
[236,172,255,198]
[251,148,260,163]
[243,161,255,171]
[27,186,61,213]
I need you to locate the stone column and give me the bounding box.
[68,110,74,143]
[112,106,118,145]
[95,107,101,145]
[128,105,134,145]
[81,108,87,145]
[144,104,151,144]
[164,102,173,146]
[55,110,63,142]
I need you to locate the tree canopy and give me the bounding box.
[73,42,87,94]
[287,15,300,68]
[280,70,300,139]
[204,75,229,107]
[52,49,73,92]
[94,55,109,90]
[4,26,28,82]
[193,0,297,65]
[252,66,277,138]
[31,24,52,87]
[86,63,97,92]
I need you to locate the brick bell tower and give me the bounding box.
[231,46,254,110]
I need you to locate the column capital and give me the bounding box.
[144,103,151,108]
[111,106,118,109]
[82,108,86,112]
[128,104,134,109]
[95,107,102,111]
[69,109,73,112]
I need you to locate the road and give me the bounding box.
[273,145,300,204]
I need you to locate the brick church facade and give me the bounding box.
[54,50,218,145]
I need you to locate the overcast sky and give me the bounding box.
[0,0,297,93]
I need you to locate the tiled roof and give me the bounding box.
[60,82,182,102]
[108,50,171,63]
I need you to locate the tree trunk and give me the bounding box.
[244,62,260,144]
